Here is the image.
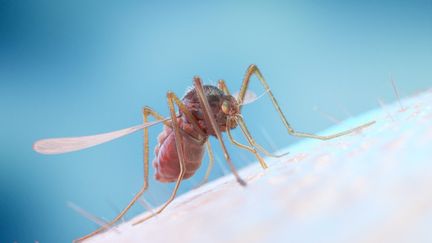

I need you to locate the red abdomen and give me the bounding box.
[153,118,207,183]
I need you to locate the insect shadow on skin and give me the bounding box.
[33,64,376,242]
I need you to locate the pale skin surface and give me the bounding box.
[33,65,375,242]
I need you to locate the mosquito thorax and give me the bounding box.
[181,85,239,135]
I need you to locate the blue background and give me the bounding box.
[1,1,431,242]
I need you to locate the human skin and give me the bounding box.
[85,89,432,243]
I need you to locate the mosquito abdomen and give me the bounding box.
[153,119,207,183]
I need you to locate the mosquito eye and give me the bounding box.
[221,101,230,114]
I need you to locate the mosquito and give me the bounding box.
[33,64,375,242]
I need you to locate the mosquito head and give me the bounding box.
[221,95,240,117]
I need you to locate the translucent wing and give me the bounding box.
[33,118,170,155]
[233,90,266,105]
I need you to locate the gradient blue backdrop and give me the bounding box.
[1,1,431,242]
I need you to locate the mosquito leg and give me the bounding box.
[202,141,214,182]
[195,141,215,187]
[236,116,288,158]
[133,91,188,225]
[168,92,207,139]
[75,107,165,242]
[194,76,246,186]
[218,79,231,95]
[237,64,375,140]
[221,79,285,160]
[225,118,268,169]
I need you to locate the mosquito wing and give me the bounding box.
[233,90,266,105]
[33,118,170,155]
